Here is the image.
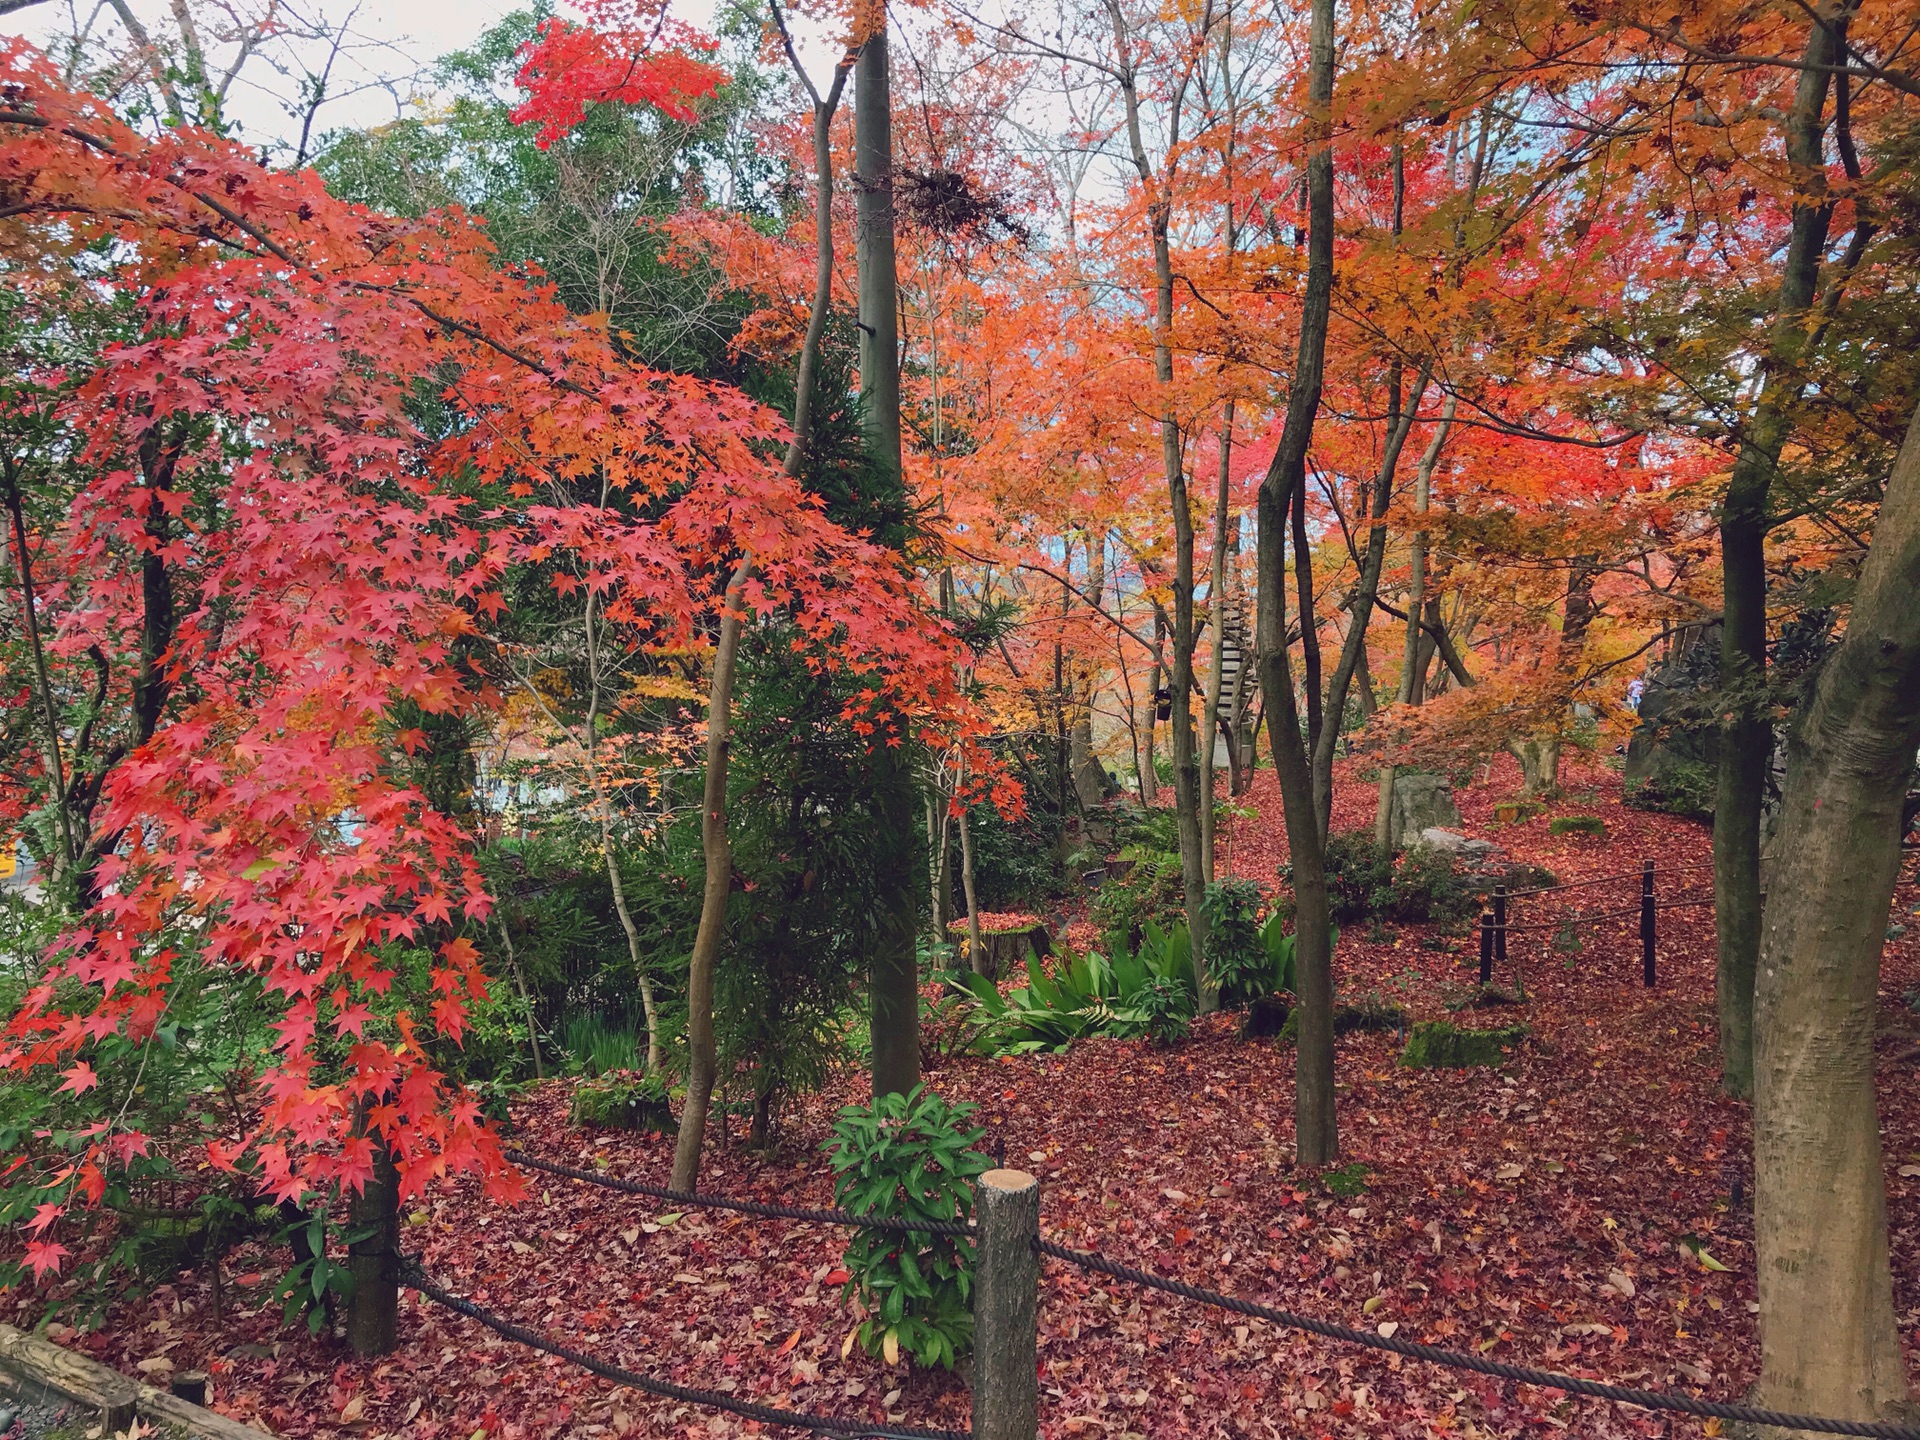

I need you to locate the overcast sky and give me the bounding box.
[0,0,731,155]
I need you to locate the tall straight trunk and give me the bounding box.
[1376,398,1455,850]
[1752,396,1920,1430]
[855,23,920,1100]
[672,563,750,1192]
[959,779,983,975]
[1201,405,1236,885]
[674,22,852,1178]
[1071,538,1109,810]
[1715,13,1842,1100]
[1257,0,1337,1167]
[1142,610,1164,802]
[1106,0,1210,1006]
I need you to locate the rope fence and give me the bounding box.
[1034,1238,1920,1440]
[1478,858,1717,986]
[383,1144,1920,1440]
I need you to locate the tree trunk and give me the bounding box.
[346,1141,399,1358]
[1071,537,1110,812]
[1201,404,1236,885]
[958,772,984,976]
[854,23,920,1101]
[1714,12,1842,1101]
[671,564,749,1192]
[1375,396,1454,851]
[1105,0,1211,1009]
[1751,397,1920,1433]
[1508,738,1561,799]
[1141,610,1163,802]
[1256,0,1337,1168]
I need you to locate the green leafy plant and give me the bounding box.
[1136,971,1194,1046]
[825,1086,991,1370]
[1323,1162,1371,1198]
[1202,878,1267,1003]
[563,1014,644,1077]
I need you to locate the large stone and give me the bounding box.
[1418,827,1497,861]
[1388,772,1461,850]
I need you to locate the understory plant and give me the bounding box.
[825,1086,990,1370]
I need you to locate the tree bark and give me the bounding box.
[854,22,921,1100]
[1375,396,1455,851]
[1714,11,1843,1100]
[671,562,750,1192]
[1256,0,1338,1168]
[1201,405,1236,885]
[1752,396,1920,1433]
[1105,0,1211,1008]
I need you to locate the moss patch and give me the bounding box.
[1399,1020,1527,1069]
[1548,815,1606,837]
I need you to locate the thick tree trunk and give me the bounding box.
[854,25,920,1100]
[671,565,749,1191]
[1752,397,1920,1433]
[1141,611,1164,803]
[1714,13,1842,1100]
[1256,0,1337,1167]
[1508,738,1561,799]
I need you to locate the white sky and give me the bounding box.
[1,0,730,155]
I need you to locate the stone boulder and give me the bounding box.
[1387,772,1461,850]
[1418,827,1497,862]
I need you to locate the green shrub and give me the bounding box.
[1202,878,1267,1003]
[1136,972,1193,1046]
[1399,1020,1527,1068]
[570,1071,674,1131]
[1321,831,1395,924]
[1549,815,1606,837]
[1624,760,1716,820]
[1092,853,1186,956]
[825,1086,991,1370]
[1387,845,1479,925]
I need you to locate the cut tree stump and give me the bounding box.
[0,1323,274,1440]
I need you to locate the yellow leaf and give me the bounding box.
[882,1329,901,1366]
[842,1326,859,1360]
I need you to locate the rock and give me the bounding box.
[1241,994,1291,1039]
[1417,827,1495,860]
[1387,773,1461,850]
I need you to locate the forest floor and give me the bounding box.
[15,755,1920,1440]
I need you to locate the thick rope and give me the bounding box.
[1037,1239,1920,1439]
[506,1149,973,1238]
[400,1258,968,1440]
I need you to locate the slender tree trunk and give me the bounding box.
[1310,365,1427,841]
[1257,0,1337,1167]
[672,563,750,1192]
[1752,396,1920,1433]
[1106,0,1211,1007]
[959,783,983,976]
[1142,611,1163,803]
[1071,538,1109,811]
[1201,404,1236,885]
[2,461,76,883]
[1375,397,1455,851]
[855,21,920,1100]
[494,915,544,1080]
[1714,12,1842,1100]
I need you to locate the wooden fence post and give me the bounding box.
[1493,884,1508,970]
[347,1141,399,1357]
[973,1168,1039,1440]
[1640,859,1656,988]
[1478,911,1494,985]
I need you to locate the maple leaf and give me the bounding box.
[23,1240,69,1280]
[57,1062,98,1096]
